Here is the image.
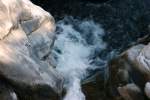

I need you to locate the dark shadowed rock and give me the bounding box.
[0,81,18,100]
[117,83,144,100]
[82,72,107,100]
[108,42,150,99]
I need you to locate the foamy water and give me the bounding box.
[50,17,106,100]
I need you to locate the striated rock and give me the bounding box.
[0,0,63,99]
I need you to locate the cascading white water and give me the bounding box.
[50,17,107,100]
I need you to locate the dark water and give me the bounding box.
[31,0,150,53]
[31,0,150,99]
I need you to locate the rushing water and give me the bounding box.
[50,17,107,100]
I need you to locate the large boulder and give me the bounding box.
[108,42,150,99]
[0,0,63,99]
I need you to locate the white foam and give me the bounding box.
[51,17,106,100]
[10,92,17,100]
[64,77,85,100]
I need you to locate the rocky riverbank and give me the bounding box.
[0,0,149,100]
[107,34,150,100]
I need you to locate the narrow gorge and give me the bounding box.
[0,0,149,100]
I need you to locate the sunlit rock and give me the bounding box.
[0,0,62,99]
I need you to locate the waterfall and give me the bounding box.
[50,17,107,100]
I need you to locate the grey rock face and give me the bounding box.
[0,0,63,99]
[108,43,150,99]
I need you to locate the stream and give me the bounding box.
[50,17,109,100]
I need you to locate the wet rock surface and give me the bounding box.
[82,72,108,100]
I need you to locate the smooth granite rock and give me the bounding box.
[0,0,63,99]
